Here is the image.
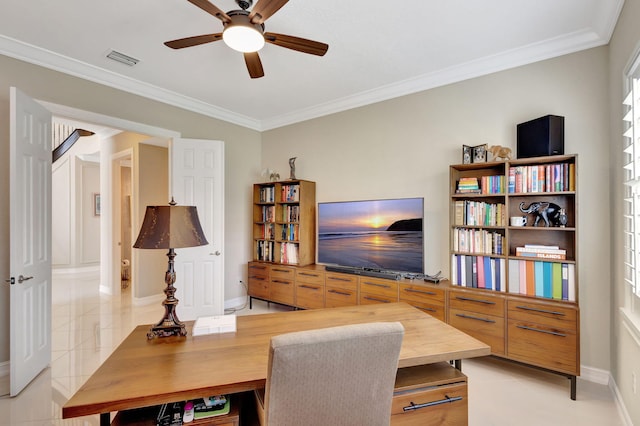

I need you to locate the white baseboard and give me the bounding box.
[609,375,634,426]
[225,296,248,311]
[0,361,9,378]
[581,364,611,385]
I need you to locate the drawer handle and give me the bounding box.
[418,307,436,313]
[249,265,267,271]
[363,282,391,289]
[328,289,351,296]
[272,268,291,273]
[299,285,319,291]
[250,276,266,281]
[515,305,566,316]
[456,296,495,305]
[455,313,495,323]
[516,325,567,337]
[328,277,352,282]
[404,288,437,296]
[364,296,391,303]
[273,280,290,285]
[403,395,463,411]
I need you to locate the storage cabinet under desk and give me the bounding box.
[392,362,468,426]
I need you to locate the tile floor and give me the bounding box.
[0,271,628,425]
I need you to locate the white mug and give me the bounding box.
[510,216,527,227]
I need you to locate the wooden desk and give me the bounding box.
[62,302,489,424]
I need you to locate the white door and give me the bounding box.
[170,138,224,319]
[9,87,52,396]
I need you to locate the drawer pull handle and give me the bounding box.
[273,280,290,285]
[419,307,436,313]
[298,272,319,277]
[455,313,495,323]
[515,305,566,316]
[272,268,291,273]
[403,395,463,411]
[364,282,391,289]
[516,325,567,337]
[328,289,351,296]
[250,276,266,281]
[299,285,319,291]
[456,296,495,305]
[328,277,352,282]
[364,296,391,303]
[249,265,267,271]
[404,288,437,296]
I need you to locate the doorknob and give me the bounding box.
[17,275,34,284]
[209,251,221,256]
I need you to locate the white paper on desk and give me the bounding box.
[193,315,237,336]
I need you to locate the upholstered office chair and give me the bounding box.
[254,322,404,426]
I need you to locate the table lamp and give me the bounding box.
[133,199,208,339]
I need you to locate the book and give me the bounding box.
[193,315,237,336]
[552,262,563,300]
[542,262,553,298]
[525,261,535,296]
[534,261,544,297]
[193,397,231,420]
[477,256,485,288]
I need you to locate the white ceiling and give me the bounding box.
[0,0,624,131]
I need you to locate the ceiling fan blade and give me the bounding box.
[164,33,223,49]
[244,52,265,79]
[187,0,231,23]
[249,0,289,24]
[264,32,328,56]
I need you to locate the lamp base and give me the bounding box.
[147,322,187,339]
[147,248,188,339]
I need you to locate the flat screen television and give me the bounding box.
[317,197,424,273]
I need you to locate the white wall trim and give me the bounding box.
[224,296,249,311]
[610,375,634,426]
[52,265,99,277]
[581,364,612,386]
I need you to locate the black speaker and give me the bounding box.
[516,115,564,158]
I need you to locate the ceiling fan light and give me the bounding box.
[223,25,265,53]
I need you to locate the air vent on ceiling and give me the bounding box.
[106,50,139,66]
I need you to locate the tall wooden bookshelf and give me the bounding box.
[448,154,580,399]
[252,179,316,266]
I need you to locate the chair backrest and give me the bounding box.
[263,321,404,426]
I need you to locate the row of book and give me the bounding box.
[453,200,505,227]
[480,175,506,194]
[452,228,505,255]
[256,240,275,262]
[508,259,576,301]
[281,184,300,202]
[283,205,300,222]
[280,242,299,264]
[260,205,275,223]
[451,255,507,291]
[258,186,276,203]
[282,223,300,241]
[508,162,575,193]
[258,223,275,240]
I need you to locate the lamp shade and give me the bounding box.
[133,204,208,249]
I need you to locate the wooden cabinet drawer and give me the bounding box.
[507,299,577,331]
[360,292,396,305]
[325,272,358,291]
[406,300,445,321]
[270,265,295,279]
[359,277,398,299]
[507,319,578,375]
[248,262,269,299]
[248,262,269,277]
[449,308,505,355]
[449,290,504,317]
[392,363,467,426]
[269,277,294,305]
[295,269,325,285]
[325,286,357,307]
[400,283,445,304]
[295,282,324,309]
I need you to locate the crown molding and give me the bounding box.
[0,34,261,131]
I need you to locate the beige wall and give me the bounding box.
[609,0,640,423]
[0,54,262,364]
[263,47,611,372]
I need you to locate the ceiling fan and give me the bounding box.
[164,0,329,79]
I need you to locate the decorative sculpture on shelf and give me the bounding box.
[289,157,297,180]
[488,145,512,161]
[519,201,562,227]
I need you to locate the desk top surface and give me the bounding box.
[62,302,489,419]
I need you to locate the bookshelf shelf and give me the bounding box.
[448,154,579,399]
